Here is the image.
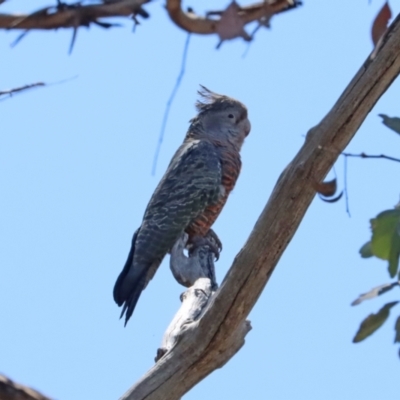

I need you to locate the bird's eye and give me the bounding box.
[228,114,234,119]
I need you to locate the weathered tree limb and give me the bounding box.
[0,0,149,30]
[157,233,245,362]
[119,12,400,400]
[166,0,300,35]
[158,233,219,361]
[0,374,52,400]
[155,277,215,362]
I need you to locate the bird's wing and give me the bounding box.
[136,139,222,266]
[113,139,222,323]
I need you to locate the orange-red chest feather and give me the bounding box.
[186,144,241,238]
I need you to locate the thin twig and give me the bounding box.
[10,30,29,47]
[341,152,400,216]
[242,15,272,58]
[152,33,191,176]
[343,155,350,217]
[342,152,400,163]
[0,76,78,102]
[0,82,45,100]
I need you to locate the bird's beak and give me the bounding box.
[244,119,251,136]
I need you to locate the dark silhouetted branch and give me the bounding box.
[343,152,400,163]
[1,1,300,50]
[0,82,45,100]
[0,0,149,30]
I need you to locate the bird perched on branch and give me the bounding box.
[113,86,251,325]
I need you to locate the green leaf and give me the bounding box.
[388,237,399,278]
[395,316,400,343]
[359,241,373,258]
[370,209,400,277]
[378,114,400,135]
[353,301,398,343]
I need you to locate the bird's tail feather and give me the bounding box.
[113,228,139,306]
[113,228,147,325]
[119,273,147,326]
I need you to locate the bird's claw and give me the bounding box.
[189,233,222,261]
[206,229,222,253]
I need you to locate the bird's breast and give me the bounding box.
[186,148,241,238]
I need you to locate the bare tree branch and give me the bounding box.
[0,374,52,400]
[0,82,45,100]
[166,0,300,35]
[342,152,400,163]
[0,0,300,50]
[119,12,400,400]
[0,0,149,30]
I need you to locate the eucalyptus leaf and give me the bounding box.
[370,209,400,277]
[395,316,400,343]
[353,301,398,343]
[359,241,373,258]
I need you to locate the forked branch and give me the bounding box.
[0,0,149,30]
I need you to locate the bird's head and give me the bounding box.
[188,86,251,150]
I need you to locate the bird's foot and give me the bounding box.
[190,231,222,261]
[206,229,222,253]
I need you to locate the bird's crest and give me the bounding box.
[195,85,223,111]
[195,85,237,114]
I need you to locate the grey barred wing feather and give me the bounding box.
[113,139,222,325]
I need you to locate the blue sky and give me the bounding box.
[1,1,400,399]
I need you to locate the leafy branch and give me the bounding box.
[353,187,400,353]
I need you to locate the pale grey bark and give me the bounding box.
[156,277,215,363]
[156,233,242,362]
[119,13,400,400]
